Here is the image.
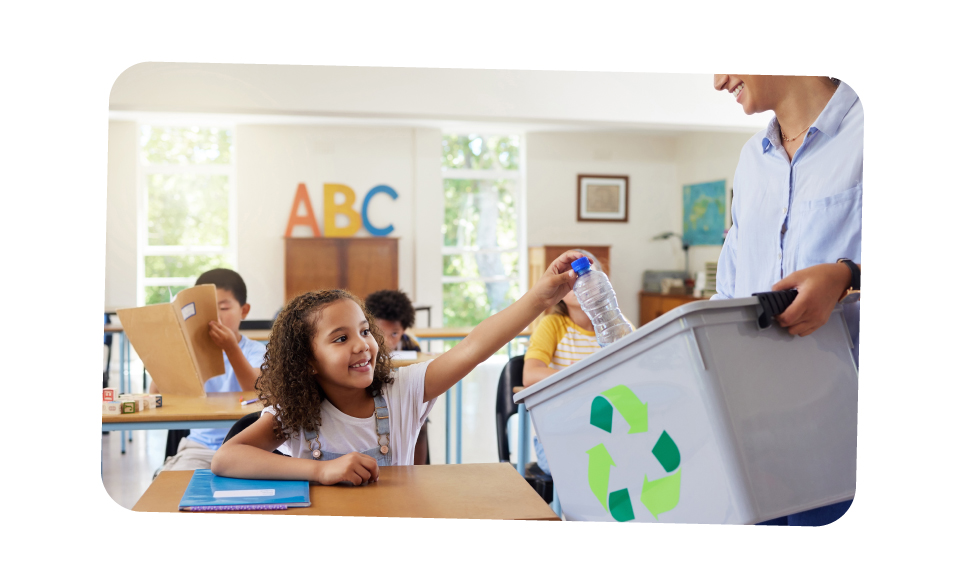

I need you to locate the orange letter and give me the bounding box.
[284,183,321,238]
[323,183,362,237]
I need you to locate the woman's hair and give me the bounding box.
[256,289,394,440]
[548,249,602,318]
[364,289,416,330]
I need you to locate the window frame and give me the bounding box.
[135,122,238,306]
[440,133,527,324]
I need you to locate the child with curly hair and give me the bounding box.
[212,250,585,485]
[364,289,421,352]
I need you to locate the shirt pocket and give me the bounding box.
[791,183,862,267]
[797,183,862,212]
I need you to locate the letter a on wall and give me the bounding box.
[284,183,322,238]
[323,183,363,237]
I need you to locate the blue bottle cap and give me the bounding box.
[571,257,591,273]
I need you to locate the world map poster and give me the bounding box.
[682,180,726,246]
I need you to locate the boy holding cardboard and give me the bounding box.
[156,269,267,472]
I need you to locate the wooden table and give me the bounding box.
[389,351,437,368]
[133,463,560,520]
[410,327,532,339]
[102,391,264,432]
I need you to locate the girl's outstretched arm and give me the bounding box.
[211,413,380,485]
[423,250,584,401]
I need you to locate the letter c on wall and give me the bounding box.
[361,185,398,236]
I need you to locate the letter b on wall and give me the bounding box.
[323,184,363,237]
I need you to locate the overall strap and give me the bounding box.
[304,426,321,460]
[374,394,390,463]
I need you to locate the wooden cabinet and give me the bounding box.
[285,237,398,302]
[638,291,708,327]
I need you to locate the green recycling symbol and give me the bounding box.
[586,385,681,522]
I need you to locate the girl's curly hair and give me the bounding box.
[256,289,394,441]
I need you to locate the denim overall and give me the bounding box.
[304,394,392,466]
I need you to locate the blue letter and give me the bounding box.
[361,185,398,236]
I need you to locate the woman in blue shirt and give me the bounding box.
[712,75,862,525]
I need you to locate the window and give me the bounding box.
[441,134,525,327]
[137,125,236,306]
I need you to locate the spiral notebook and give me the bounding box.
[179,469,311,511]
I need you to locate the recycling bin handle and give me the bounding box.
[752,289,798,329]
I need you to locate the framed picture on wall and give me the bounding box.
[577,174,629,222]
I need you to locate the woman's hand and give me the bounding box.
[771,263,852,336]
[315,452,380,486]
[530,250,584,310]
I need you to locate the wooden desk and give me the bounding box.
[102,392,264,432]
[133,464,559,520]
[389,352,437,368]
[638,291,708,327]
[409,327,532,340]
[242,329,272,341]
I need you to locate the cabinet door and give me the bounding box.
[345,239,399,300]
[285,238,399,302]
[285,238,341,301]
[638,293,663,326]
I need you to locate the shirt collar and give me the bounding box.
[760,80,859,153]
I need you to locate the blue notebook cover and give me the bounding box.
[178,469,311,510]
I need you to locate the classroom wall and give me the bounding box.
[104,122,444,325]
[673,131,756,278]
[235,124,441,322]
[105,121,753,326]
[104,121,138,310]
[526,131,679,326]
[526,129,755,325]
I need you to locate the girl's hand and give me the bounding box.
[530,250,585,309]
[315,452,380,486]
[771,263,852,336]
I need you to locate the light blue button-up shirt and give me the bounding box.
[712,81,862,363]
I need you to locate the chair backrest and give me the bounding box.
[495,355,526,463]
[222,411,288,456]
[223,411,265,444]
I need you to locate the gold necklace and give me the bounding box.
[780,120,814,142]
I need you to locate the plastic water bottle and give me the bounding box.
[571,257,633,347]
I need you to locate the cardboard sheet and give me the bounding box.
[117,284,225,398]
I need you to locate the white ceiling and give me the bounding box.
[109,63,771,134]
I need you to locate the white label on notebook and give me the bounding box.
[181,302,197,320]
[213,489,276,498]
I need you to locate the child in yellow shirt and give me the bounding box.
[522,250,609,475]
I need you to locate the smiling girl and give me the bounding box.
[211,250,585,485]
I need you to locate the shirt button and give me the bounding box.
[782,207,788,215]
[778,251,782,260]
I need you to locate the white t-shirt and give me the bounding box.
[262,360,436,466]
